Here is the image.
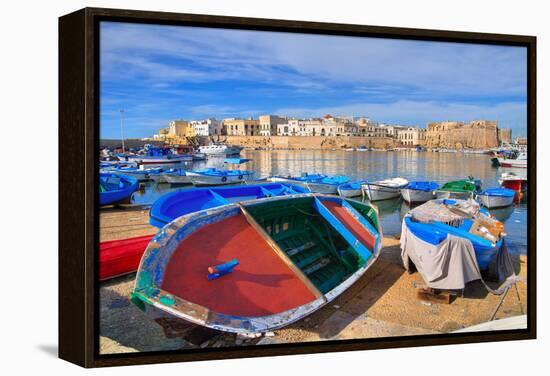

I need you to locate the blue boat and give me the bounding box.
[477,187,516,208]
[185,168,254,186]
[224,157,251,164]
[271,174,349,194]
[149,183,310,228]
[99,173,139,206]
[400,181,440,203]
[403,199,504,270]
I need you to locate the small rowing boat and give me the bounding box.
[499,172,527,193]
[337,181,368,198]
[361,177,409,201]
[477,188,516,208]
[270,174,349,194]
[400,181,439,203]
[132,194,382,333]
[100,234,155,280]
[99,173,139,206]
[186,168,254,186]
[435,178,481,199]
[149,183,310,228]
[161,168,192,184]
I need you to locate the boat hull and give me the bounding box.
[477,194,515,208]
[304,182,339,194]
[99,174,139,205]
[362,184,401,201]
[435,190,474,200]
[401,188,434,203]
[127,156,187,164]
[497,158,527,168]
[187,172,253,186]
[337,187,362,198]
[100,234,155,280]
[162,173,192,184]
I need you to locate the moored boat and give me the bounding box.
[149,183,310,228]
[132,194,382,333]
[435,178,481,199]
[499,172,527,193]
[400,181,439,203]
[198,143,243,156]
[477,187,516,208]
[337,181,368,198]
[107,166,163,182]
[99,173,139,206]
[270,174,349,194]
[497,151,527,168]
[161,168,192,184]
[186,168,254,186]
[361,177,409,201]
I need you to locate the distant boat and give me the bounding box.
[477,187,516,208]
[126,146,189,165]
[499,172,527,193]
[400,181,439,203]
[436,178,481,199]
[224,157,250,164]
[186,168,254,186]
[106,166,163,182]
[198,143,243,156]
[497,151,527,168]
[337,181,368,198]
[362,177,409,201]
[149,183,310,228]
[270,174,349,194]
[402,198,505,270]
[132,194,382,334]
[99,173,139,206]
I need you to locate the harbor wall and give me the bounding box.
[225,135,396,150]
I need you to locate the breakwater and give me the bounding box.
[225,135,396,150]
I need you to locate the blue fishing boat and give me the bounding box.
[224,157,250,164]
[270,174,349,194]
[149,183,310,228]
[400,181,440,203]
[186,168,254,186]
[126,145,188,165]
[337,181,368,197]
[99,173,139,206]
[477,187,516,208]
[402,199,505,270]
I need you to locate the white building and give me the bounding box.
[259,115,287,136]
[190,118,223,136]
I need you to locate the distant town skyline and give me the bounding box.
[100,21,528,139]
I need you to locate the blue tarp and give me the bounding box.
[404,181,440,192]
[478,187,516,197]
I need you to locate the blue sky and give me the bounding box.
[100,21,527,139]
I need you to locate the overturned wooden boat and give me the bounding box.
[132,194,382,334]
[149,183,310,228]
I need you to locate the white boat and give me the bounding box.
[476,188,516,208]
[186,168,254,186]
[497,151,527,168]
[499,172,527,193]
[400,181,439,203]
[362,177,409,201]
[337,182,366,198]
[162,169,192,184]
[198,144,243,156]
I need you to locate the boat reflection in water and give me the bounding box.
[488,204,515,223]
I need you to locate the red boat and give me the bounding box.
[99,234,154,281]
[499,172,527,193]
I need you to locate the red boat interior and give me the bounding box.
[320,200,377,251]
[161,213,317,317]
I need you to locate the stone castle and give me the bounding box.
[425,120,510,149]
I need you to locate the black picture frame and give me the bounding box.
[59,7,537,368]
